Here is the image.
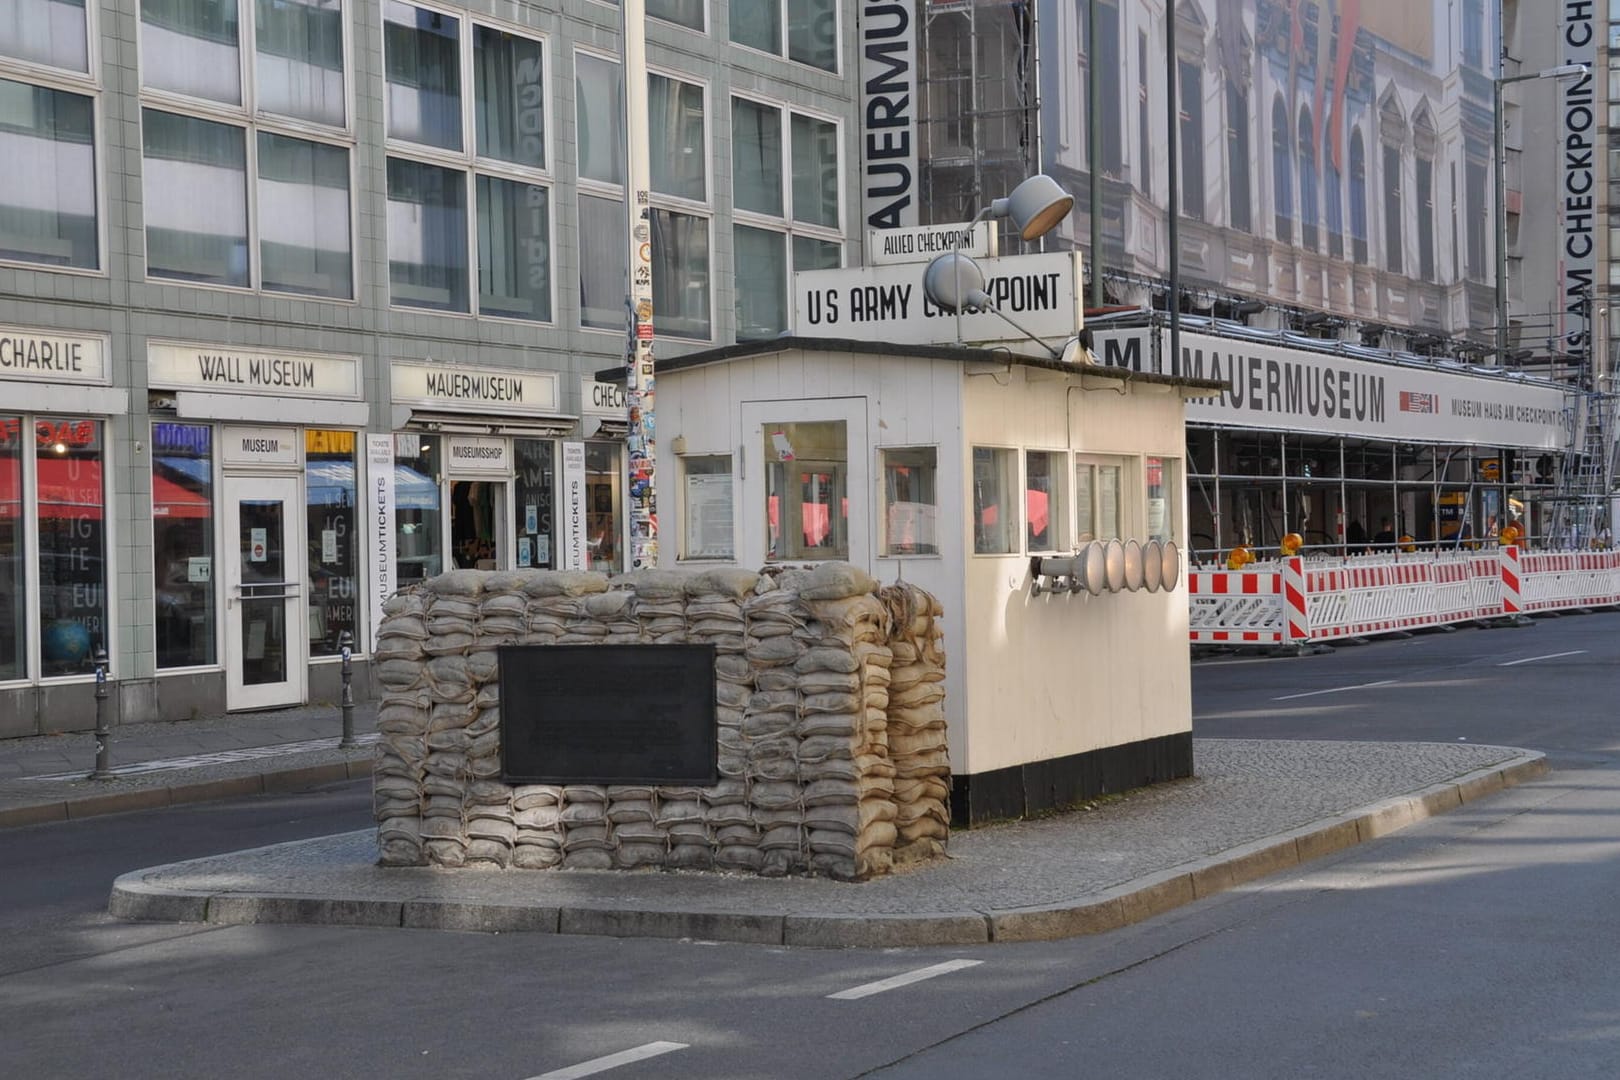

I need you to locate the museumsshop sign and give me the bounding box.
[1091,328,1572,450]
[793,251,1082,347]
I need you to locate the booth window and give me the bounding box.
[1026,450,1066,553]
[36,417,107,677]
[682,455,734,560]
[152,422,216,669]
[1076,455,1125,541]
[765,421,847,561]
[971,446,1018,555]
[514,439,555,568]
[1,418,27,680]
[586,443,623,572]
[881,447,938,556]
[394,435,443,585]
[1145,456,1180,543]
[306,430,357,656]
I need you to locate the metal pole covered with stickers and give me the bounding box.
[622,0,657,570]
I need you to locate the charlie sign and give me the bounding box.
[793,251,1082,348]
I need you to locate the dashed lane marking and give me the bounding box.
[1498,650,1588,667]
[23,733,379,781]
[525,1041,688,1079]
[1272,680,1397,701]
[827,959,984,1000]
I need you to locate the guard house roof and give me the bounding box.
[595,336,1228,396]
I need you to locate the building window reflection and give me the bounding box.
[395,434,443,585]
[152,422,217,669]
[35,417,106,677]
[306,429,357,656]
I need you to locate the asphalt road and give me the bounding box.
[1,613,1617,1079]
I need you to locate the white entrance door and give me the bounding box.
[224,475,307,710]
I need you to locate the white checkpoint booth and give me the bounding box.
[650,338,1224,823]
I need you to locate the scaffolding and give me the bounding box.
[917,1,1040,235]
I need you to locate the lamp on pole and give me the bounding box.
[1494,63,1588,365]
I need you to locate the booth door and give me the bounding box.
[223,475,307,710]
[741,399,870,568]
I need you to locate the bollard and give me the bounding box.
[89,646,114,780]
[338,630,357,749]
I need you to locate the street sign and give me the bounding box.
[866,220,996,265]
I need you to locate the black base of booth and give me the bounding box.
[949,731,1194,826]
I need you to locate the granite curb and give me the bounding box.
[0,758,372,829]
[104,749,1548,948]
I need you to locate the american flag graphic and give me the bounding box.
[1399,391,1437,414]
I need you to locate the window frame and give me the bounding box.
[382,1,557,323]
[1074,452,1131,543]
[878,445,941,559]
[584,0,709,36]
[0,3,108,278]
[150,419,223,674]
[677,452,735,562]
[727,0,841,76]
[969,444,1020,557]
[134,0,359,300]
[1024,448,1069,555]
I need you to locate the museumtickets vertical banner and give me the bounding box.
[365,435,395,655]
[1559,0,1596,374]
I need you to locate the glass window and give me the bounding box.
[0,79,98,271]
[586,442,622,573]
[306,429,357,657]
[652,208,710,339]
[0,418,25,680]
[1145,455,1179,543]
[765,421,847,561]
[386,156,468,312]
[649,74,706,201]
[1,0,89,72]
[141,0,242,105]
[882,447,938,556]
[731,0,780,55]
[258,132,352,299]
[475,24,544,170]
[152,422,216,669]
[972,446,1017,554]
[1026,450,1065,553]
[682,455,733,560]
[35,417,105,677]
[1076,459,1123,540]
[514,438,554,569]
[477,175,551,322]
[793,235,841,270]
[579,193,626,330]
[791,112,838,227]
[731,97,782,216]
[255,0,345,127]
[650,0,704,29]
[575,52,625,185]
[733,224,786,340]
[143,109,249,287]
[395,434,442,586]
[384,0,461,151]
[788,0,836,71]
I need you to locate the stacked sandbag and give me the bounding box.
[880,582,951,863]
[797,562,899,879]
[607,784,665,868]
[374,589,429,865]
[415,571,486,867]
[687,569,760,871]
[741,573,812,875]
[621,569,691,643]
[559,784,612,869]
[584,589,641,644]
[522,570,608,643]
[512,784,563,868]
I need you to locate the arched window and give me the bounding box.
[1298,107,1317,251]
[1228,82,1251,232]
[1179,58,1205,220]
[1414,110,1438,282]
[1272,96,1292,244]
[1324,128,1343,258]
[1349,130,1367,264]
[1383,142,1404,275]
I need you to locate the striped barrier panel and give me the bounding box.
[1500,546,1522,615]
[1187,568,1290,643]
[1517,550,1620,611]
[1433,551,1504,622]
[1300,557,1440,640]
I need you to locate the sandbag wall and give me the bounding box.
[371,563,947,880]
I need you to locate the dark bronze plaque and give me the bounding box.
[498,644,718,785]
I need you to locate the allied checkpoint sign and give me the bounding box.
[1091,328,1573,451]
[793,250,1083,348]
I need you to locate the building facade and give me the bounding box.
[0,0,860,734]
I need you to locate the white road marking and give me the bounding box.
[827,959,984,1000]
[526,1041,688,1079]
[1272,680,1397,701]
[23,734,380,781]
[1498,650,1588,667]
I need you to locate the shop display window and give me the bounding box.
[35,417,106,676]
[682,454,733,560]
[880,447,938,557]
[152,422,217,669]
[971,446,1018,555]
[586,442,623,572]
[765,421,847,561]
[1026,450,1066,553]
[514,439,555,569]
[395,435,443,585]
[306,429,358,656]
[0,418,24,680]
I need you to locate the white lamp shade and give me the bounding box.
[1160,540,1181,591]
[1075,540,1106,595]
[1142,540,1164,591]
[922,252,992,313]
[1123,539,1145,591]
[1002,174,1075,241]
[1103,538,1126,592]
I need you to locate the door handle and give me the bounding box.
[236,582,302,600]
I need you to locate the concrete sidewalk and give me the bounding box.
[0,702,377,828]
[101,738,1547,947]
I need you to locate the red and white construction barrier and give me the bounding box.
[1189,546,1620,647]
